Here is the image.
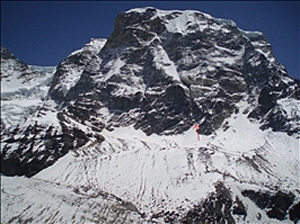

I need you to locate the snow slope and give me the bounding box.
[30,97,299,223]
[1,64,55,129]
[1,175,145,223]
[1,7,299,224]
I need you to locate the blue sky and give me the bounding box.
[1,1,299,79]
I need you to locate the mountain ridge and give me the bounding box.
[1,7,300,223]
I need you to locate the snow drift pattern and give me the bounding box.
[1,7,300,223]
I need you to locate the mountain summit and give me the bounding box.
[1,7,299,223]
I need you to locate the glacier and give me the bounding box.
[1,7,300,224]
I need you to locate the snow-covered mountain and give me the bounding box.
[1,7,300,223]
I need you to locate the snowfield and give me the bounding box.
[1,7,300,224]
[2,97,299,223]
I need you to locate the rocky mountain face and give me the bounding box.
[53,7,299,136]
[1,7,299,224]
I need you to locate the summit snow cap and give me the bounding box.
[123,7,266,38]
[1,6,299,224]
[68,38,107,57]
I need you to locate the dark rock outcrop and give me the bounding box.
[289,201,300,223]
[1,6,299,189]
[242,189,296,221]
[182,182,235,224]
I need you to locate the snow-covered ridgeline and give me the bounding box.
[1,7,299,223]
[68,38,107,57]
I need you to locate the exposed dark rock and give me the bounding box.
[182,182,235,224]
[0,107,105,177]
[1,7,300,224]
[232,196,247,219]
[1,122,65,177]
[289,201,300,223]
[0,47,29,80]
[242,189,295,221]
[1,11,299,223]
